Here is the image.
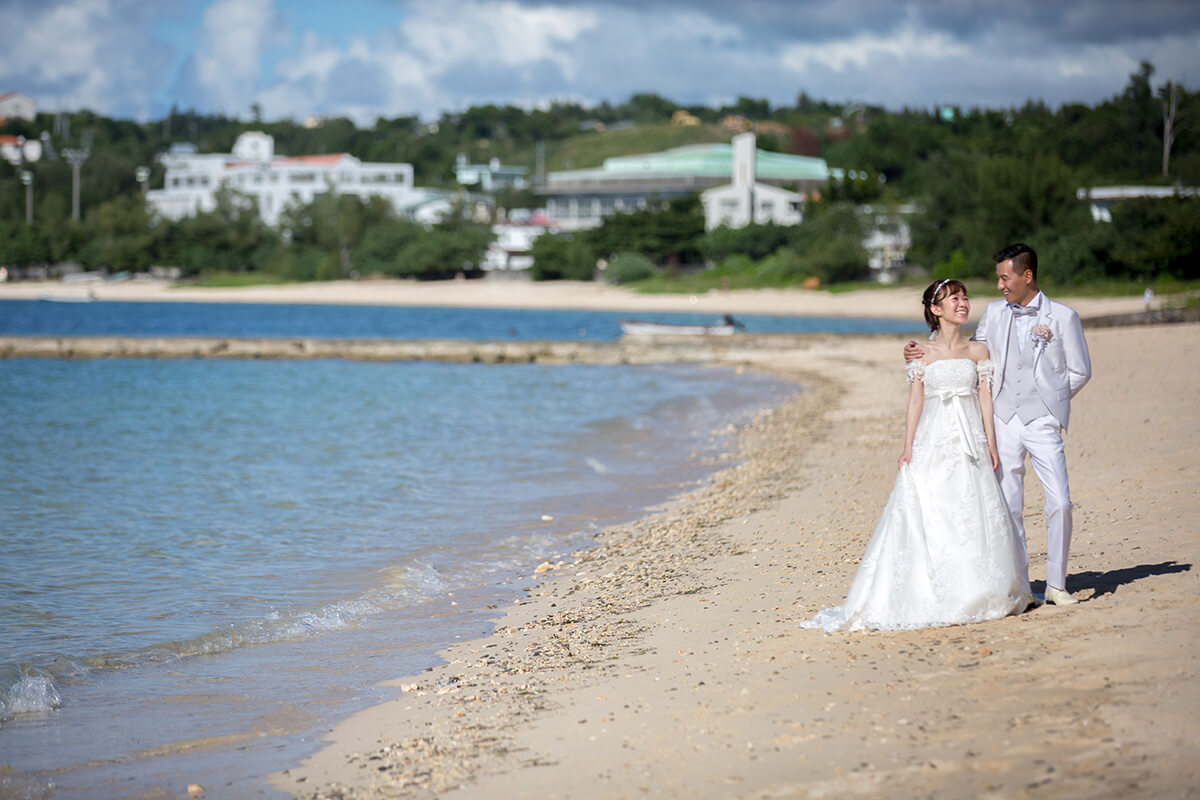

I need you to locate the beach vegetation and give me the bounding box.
[605,252,657,284]
[528,232,596,281]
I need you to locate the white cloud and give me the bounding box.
[780,22,971,74]
[402,0,598,77]
[191,0,277,113]
[0,0,166,117]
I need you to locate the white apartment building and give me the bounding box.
[700,133,806,230]
[0,92,36,124]
[147,131,442,227]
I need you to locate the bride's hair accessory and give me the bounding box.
[921,278,967,332]
[925,279,951,304]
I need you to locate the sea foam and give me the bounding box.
[0,675,62,720]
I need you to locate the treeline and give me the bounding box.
[0,189,492,281]
[532,196,872,288]
[0,61,1196,284]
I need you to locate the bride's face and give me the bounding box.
[935,290,970,326]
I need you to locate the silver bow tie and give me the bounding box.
[1009,304,1038,317]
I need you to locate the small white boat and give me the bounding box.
[39,290,96,303]
[619,315,743,336]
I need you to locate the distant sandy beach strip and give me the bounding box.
[270,322,1198,799]
[0,278,1151,321]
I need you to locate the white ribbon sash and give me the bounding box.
[929,386,979,461]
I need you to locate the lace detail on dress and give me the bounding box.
[905,359,926,384]
[801,357,1031,633]
[976,359,995,390]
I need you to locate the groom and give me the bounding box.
[907,243,1092,605]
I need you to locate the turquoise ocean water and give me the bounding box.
[0,338,807,797]
[0,301,921,797]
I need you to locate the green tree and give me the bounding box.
[529,232,596,281]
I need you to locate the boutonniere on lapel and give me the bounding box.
[1031,324,1053,349]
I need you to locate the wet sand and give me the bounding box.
[271,321,1200,799]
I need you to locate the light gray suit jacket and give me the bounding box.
[973,292,1092,430]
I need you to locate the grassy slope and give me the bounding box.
[511,123,734,172]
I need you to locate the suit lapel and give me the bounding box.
[996,301,1014,392]
[1032,293,1053,368]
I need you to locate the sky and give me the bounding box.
[1,0,1198,125]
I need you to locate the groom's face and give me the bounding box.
[996,259,1036,306]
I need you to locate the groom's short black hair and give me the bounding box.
[994,242,1038,278]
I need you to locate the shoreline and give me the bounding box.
[275,323,1200,799]
[0,278,1152,320]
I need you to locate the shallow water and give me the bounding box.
[0,353,793,797]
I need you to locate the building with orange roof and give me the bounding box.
[147,131,444,226]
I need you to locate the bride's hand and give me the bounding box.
[988,444,999,470]
[898,447,912,468]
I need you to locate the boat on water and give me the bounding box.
[39,289,97,303]
[619,315,744,336]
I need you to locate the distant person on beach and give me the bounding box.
[1144,287,1155,311]
[904,244,1092,606]
[802,278,1032,631]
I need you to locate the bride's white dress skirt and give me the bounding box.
[803,359,1032,632]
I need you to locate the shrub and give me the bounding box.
[529,232,597,281]
[605,252,656,284]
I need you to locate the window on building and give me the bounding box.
[600,198,615,215]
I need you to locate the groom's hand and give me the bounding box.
[903,340,924,363]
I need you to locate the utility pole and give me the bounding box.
[62,139,92,222]
[3,136,42,225]
[20,171,33,225]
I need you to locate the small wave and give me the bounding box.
[584,457,609,475]
[0,674,62,721]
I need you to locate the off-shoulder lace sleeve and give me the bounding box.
[905,359,926,385]
[976,359,995,390]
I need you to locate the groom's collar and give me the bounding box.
[1008,291,1045,311]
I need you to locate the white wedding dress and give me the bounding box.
[803,359,1032,632]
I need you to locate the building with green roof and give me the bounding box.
[539,135,837,231]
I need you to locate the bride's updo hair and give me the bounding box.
[922,278,968,332]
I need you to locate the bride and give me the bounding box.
[803,279,1032,632]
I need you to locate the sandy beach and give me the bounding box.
[243,302,1197,798]
[0,277,1152,321]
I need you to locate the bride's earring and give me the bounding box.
[928,329,938,342]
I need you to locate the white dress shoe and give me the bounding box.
[1044,586,1077,606]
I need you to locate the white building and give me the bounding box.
[859,204,917,284]
[1076,185,1200,222]
[146,131,440,227]
[539,133,830,231]
[455,154,530,192]
[0,92,36,124]
[483,213,554,275]
[700,133,806,230]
